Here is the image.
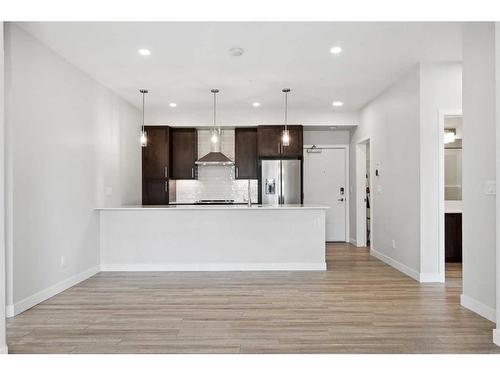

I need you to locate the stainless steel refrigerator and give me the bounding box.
[260,159,302,205]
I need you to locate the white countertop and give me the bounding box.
[445,200,463,214]
[95,204,329,211]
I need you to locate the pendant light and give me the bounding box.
[282,88,291,147]
[140,89,148,147]
[210,89,220,144]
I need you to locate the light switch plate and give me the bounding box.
[484,181,496,195]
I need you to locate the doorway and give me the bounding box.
[440,112,463,282]
[355,138,372,248]
[303,145,349,242]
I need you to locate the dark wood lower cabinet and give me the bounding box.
[142,178,168,205]
[445,213,462,263]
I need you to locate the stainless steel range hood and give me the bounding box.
[195,151,234,166]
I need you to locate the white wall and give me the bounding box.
[419,63,462,281]
[350,67,421,279]
[496,22,500,346]
[4,24,141,316]
[303,129,350,145]
[147,108,359,128]
[0,22,8,354]
[461,23,497,322]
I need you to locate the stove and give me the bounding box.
[194,199,236,205]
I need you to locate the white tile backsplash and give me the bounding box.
[174,130,258,203]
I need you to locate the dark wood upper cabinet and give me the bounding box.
[281,125,303,157]
[257,125,303,158]
[257,125,284,157]
[235,127,258,179]
[142,126,169,205]
[169,128,198,180]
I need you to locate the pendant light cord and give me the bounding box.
[142,91,145,133]
[284,91,288,131]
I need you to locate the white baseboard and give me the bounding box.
[460,294,496,323]
[419,272,445,283]
[0,346,8,354]
[370,248,420,282]
[101,262,327,272]
[494,329,500,347]
[6,265,100,317]
[349,238,357,246]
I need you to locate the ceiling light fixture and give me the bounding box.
[211,89,220,144]
[229,47,244,57]
[332,101,344,107]
[444,129,456,144]
[330,46,342,54]
[252,102,261,107]
[139,89,148,147]
[169,102,177,108]
[138,48,151,56]
[282,88,291,147]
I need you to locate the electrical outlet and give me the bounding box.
[392,240,396,249]
[60,256,66,267]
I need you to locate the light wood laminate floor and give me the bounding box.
[6,243,499,353]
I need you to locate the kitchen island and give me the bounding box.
[95,204,328,271]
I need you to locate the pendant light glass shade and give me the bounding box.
[282,88,291,147]
[140,130,148,147]
[282,129,290,146]
[139,89,148,147]
[211,89,220,144]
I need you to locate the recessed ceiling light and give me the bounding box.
[138,48,151,56]
[330,46,342,54]
[332,101,344,107]
[169,103,177,108]
[252,102,261,107]
[229,47,244,57]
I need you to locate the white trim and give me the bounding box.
[6,265,99,317]
[494,329,500,346]
[101,262,327,272]
[370,248,419,282]
[437,109,462,282]
[0,346,8,354]
[419,273,445,283]
[460,294,496,323]
[349,238,357,246]
[303,144,350,243]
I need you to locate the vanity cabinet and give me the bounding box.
[257,125,303,158]
[169,128,198,180]
[445,213,462,262]
[142,126,169,205]
[235,127,258,179]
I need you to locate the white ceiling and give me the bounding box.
[17,22,465,126]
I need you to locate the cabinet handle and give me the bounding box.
[165,166,168,178]
[191,167,194,178]
[165,181,168,193]
[236,166,239,178]
[277,143,280,154]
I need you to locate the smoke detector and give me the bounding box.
[229,47,244,57]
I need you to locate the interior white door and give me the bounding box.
[303,148,346,241]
